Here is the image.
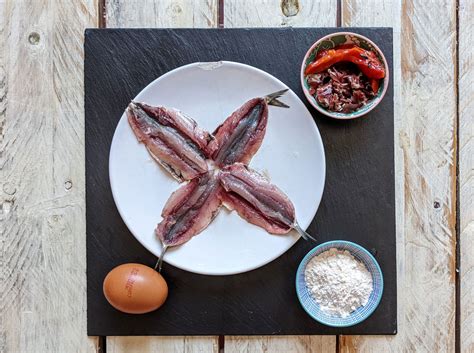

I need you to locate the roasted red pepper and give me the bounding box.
[370,78,379,93]
[305,46,385,80]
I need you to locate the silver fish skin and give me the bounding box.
[219,163,295,234]
[207,90,289,167]
[156,171,222,247]
[127,102,211,181]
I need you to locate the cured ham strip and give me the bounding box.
[207,90,288,167]
[156,171,222,247]
[127,102,211,181]
[219,163,295,235]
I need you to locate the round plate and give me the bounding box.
[109,61,326,275]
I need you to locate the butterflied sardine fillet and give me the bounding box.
[207,90,288,167]
[207,97,269,167]
[156,171,222,247]
[219,163,295,234]
[127,102,211,181]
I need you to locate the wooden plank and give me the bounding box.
[459,1,474,352]
[224,1,336,352]
[340,0,457,352]
[105,0,218,28]
[224,0,337,27]
[104,0,219,352]
[0,0,99,352]
[224,336,335,353]
[107,337,218,353]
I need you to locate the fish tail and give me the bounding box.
[154,244,169,272]
[264,89,290,108]
[127,101,144,116]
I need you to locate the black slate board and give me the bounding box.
[85,28,396,336]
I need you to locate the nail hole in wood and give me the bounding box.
[28,32,40,45]
[433,200,441,209]
[281,0,300,17]
[3,183,16,195]
[65,180,73,190]
[171,4,182,14]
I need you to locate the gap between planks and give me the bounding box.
[99,0,106,28]
[455,0,461,352]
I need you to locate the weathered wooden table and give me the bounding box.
[1,0,472,352]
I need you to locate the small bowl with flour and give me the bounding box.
[296,240,383,327]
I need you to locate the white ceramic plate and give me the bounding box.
[109,61,325,275]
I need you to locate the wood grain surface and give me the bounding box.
[223,1,337,352]
[224,0,337,27]
[0,0,99,352]
[341,0,457,352]
[107,336,218,353]
[105,0,218,28]
[459,1,474,352]
[224,336,336,353]
[104,1,219,352]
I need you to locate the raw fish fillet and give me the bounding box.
[124,90,296,268]
[127,102,211,181]
[156,171,222,247]
[207,98,268,167]
[219,163,295,234]
[207,90,288,167]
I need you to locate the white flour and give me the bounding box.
[304,248,373,318]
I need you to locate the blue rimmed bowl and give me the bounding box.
[296,240,383,327]
[300,32,389,119]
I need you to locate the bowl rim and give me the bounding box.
[295,240,384,327]
[300,31,390,120]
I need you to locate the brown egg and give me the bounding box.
[103,263,168,314]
